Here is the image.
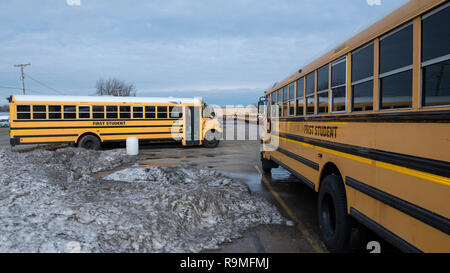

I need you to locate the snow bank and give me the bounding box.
[0,147,284,253]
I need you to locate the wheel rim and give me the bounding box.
[84,140,94,149]
[321,193,336,238]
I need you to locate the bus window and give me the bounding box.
[277,89,282,116]
[296,78,304,116]
[317,65,329,114]
[78,105,91,119]
[283,86,288,116]
[379,23,413,109]
[157,106,168,119]
[288,83,295,116]
[133,106,143,119]
[106,106,118,119]
[331,58,347,112]
[48,105,62,119]
[119,106,131,119]
[145,106,156,119]
[169,106,182,118]
[421,3,450,107]
[270,92,276,117]
[92,106,105,119]
[17,105,31,120]
[64,105,76,119]
[306,72,315,114]
[33,105,46,120]
[351,42,374,112]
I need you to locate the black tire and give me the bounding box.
[318,174,352,252]
[77,135,101,150]
[203,130,220,148]
[261,158,278,174]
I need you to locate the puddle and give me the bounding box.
[219,171,264,195]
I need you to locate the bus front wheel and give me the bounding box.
[203,130,220,148]
[318,174,352,252]
[77,135,101,150]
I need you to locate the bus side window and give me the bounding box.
[289,83,295,116]
[157,106,168,119]
[106,106,118,119]
[64,105,76,119]
[277,89,282,116]
[379,23,413,110]
[421,3,450,107]
[119,106,131,119]
[49,105,62,119]
[317,65,329,114]
[93,105,105,119]
[306,73,315,114]
[283,86,288,116]
[33,105,47,120]
[133,106,143,119]
[169,106,182,118]
[351,42,374,112]
[78,105,91,119]
[296,78,304,116]
[331,58,347,112]
[17,105,31,120]
[145,106,156,119]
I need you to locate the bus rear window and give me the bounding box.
[17,105,31,120]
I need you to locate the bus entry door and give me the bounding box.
[184,106,201,146]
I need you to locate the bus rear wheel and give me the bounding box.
[318,174,352,252]
[77,135,101,150]
[261,158,278,174]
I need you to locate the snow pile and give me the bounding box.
[0,147,284,253]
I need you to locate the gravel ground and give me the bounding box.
[0,147,284,253]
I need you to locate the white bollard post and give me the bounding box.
[126,137,139,155]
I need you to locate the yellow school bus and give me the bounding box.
[8,95,221,149]
[261,0,450,252]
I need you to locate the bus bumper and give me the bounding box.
[10,137,20,147]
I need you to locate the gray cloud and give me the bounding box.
[0,0,408,105]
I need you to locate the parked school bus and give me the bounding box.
[8,95,221,149]
[261,0,450,252]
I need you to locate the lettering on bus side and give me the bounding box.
[93,121,126,126]
[304,125,338,138]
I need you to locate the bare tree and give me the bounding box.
[96,78,137,97]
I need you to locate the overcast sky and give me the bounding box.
[0,0,409,106]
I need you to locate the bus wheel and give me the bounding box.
[203,130,220,148]
[261,158,278,174]
[77,135,100,150]
[318,174,352,252]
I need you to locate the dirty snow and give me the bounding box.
[0,147,284,253]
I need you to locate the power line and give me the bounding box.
[14,63,30,95]
[0,85,45,94]
[24,73,66,95]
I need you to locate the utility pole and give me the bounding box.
[14,63,31,95]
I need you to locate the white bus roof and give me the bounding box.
[12,95,202,104]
